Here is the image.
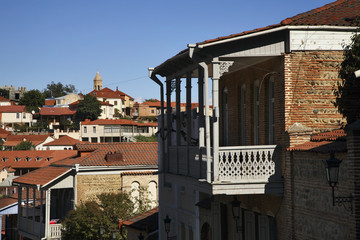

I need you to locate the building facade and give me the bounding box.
[149,1,359,239]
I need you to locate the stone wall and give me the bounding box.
[290,151,353,240]
[76,173,122,204]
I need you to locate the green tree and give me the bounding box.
[134,135,158,142]
[335,33,360,125]
[14,141,35,150]
[43,81,77,98]
[19,90,45,113]
[62,191,152,240]
[0,89,9,99]
[144,98,158,102]
[74,94,102,124]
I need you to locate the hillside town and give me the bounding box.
[0,0,360,240]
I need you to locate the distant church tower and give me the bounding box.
[93,72,103,91]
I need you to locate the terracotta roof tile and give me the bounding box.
[288,129,347,153]
[0,105,26,113]
[43,135,82,146]
[0,150,78,169]
[0,196,18,211]
[72,142,158,167]
[13,165,72,187]
[0,127,11,139]
[39,107,76,116]
[123,207,158,231]
[81,119,158,127]
[197,0,360,46]
[0,96,10,102]
[4,134,51,147]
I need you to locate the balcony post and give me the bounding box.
[212,58,220,182]
[166,78,173,172]
[186,72,192,176]
[45,189,51,238]
[176,77,181,174]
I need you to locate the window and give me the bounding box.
[23,113,26,119]
[36,157,42,161]
[148,181,157,208]
[15,157,21,162]
[93,126,96,133]
[268,76,275,144]
[84,126,87,133]
[25,157,31,162]
[114,101,117,105]
[222,87,228,145]
[16,113,20,119]
[240,84,246,145]
[2,157,8,162]
[254,81,259,145]
[151,109,155,114]
[82,137,89,142]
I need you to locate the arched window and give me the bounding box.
[131,181,140,210]
[201,222,211,240]
[148,181,157,208]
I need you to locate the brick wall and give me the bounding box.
[284,51,345,133]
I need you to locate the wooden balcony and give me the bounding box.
[167,145,283,195]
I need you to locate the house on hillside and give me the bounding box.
[90,72,134,117]
[0,85,27,103]
[39,107,76,131]
[0,96,11,106]
[123,207,159,240]
[42,135,82,150]
[149,0,360,239]
[13,142,158,240]
[80,119,158,143]
[3,134,54,151]
[0,105,33,131]
[53,93,81,107]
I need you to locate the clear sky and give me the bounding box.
[0,0,331,102]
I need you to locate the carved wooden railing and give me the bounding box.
[217,145,278,183]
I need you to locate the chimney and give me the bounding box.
[105,151,123,163]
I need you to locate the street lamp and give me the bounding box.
[231,196,241,232]
[138,233,145,240]
[323,153,353,212]
[164,214,171,239]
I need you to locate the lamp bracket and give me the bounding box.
[335,195,353,213]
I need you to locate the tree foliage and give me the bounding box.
[134,135,158,142]
[14,141,35,150]
[43,81,77,98]
[62,191,153,240]
[335,33,360,125]
[0,89,9,99]
[74,94,102,123]
[19,90,45,113]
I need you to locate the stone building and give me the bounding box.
[148,0,360,239]
[0,85,27,103]
[12,142,158,240]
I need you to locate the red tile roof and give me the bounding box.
[56,142,158,167]
[43,135,82,146]
[89,88,126,100]
[0,196,18,211]
[13,165,72,187]
[45,99,56,106]
[198,0,360,46]
[0,127,11,139]
[0,96,10,102]
[0,150,78,169]
[4,134,51,147]
[123,207,158,231]
[81,119,158,127]
[0,105,26,113]
[39,107,76,116]
[288,129,347,153]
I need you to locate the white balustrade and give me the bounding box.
[217,145,277,183]
[49,223,63,239]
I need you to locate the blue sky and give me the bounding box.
[0,0,331,102]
